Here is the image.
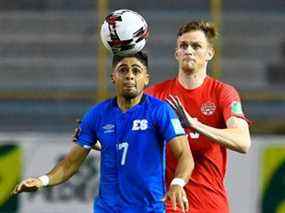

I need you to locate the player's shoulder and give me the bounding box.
[145,78,175,94]
[87,98,115,114]
[144,94,173,118]
[144,94,169,109]
[206,76,237,92]
[145,94,166,105]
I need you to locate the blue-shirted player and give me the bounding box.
[13,52,194,212]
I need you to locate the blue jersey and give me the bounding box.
[76,94,185,213]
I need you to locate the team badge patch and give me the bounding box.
[201,102,216,116]
[231,101,243,115]
[171,118,185,135]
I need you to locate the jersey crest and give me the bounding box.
[201,101,216,116]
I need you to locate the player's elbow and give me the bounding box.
[239,138,251,154]
[235,128,251,154]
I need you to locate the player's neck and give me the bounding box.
[117,92,144,112]
[177,69,207,90]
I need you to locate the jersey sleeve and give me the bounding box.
[76,107,98,149]
[154,102,185,143]
[219,84,249,122]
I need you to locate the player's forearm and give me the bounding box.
[193,121,251,153]
[41,144,89,187]
[174,151,194,182]
[169,136,194,183]
[45,158,81,186]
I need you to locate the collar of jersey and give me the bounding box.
[175,76,209,92]
[111,94,147,111]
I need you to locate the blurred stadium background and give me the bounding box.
[0,0,285,212]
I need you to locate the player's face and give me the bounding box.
[175,30,214,74]
[112,57,149,100]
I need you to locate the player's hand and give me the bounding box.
[164,185,189,212]
[166,95,198,129]
[72,119,102,151]
[12,178,44,195]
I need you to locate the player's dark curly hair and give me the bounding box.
[177,21,218,46]
[112,51,148,69]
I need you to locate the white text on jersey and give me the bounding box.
[132,119,148,131]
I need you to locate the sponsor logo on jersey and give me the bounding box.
[171,118,185,135]
[231,101,243,115]
[132,119,148,131]
[188,132,200,139]
[201,101,216,116]
[103,124,115,133]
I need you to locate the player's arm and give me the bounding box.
[167,95,251,153]
[189,116,251,153]
[156,102,194,211]
[13,143,90,194]
[168,135,193,185]
[72,119,101,151]
[72,127,102,151]
[166,135,194,211]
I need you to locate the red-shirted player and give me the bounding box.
[145,21,252,213]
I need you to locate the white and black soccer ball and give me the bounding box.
[100,9,149,56]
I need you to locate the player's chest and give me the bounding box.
[160,91,223,151]
[96,112,155,148]
[184,97,220,125]
[159,91,221,124]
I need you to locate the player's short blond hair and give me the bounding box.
[177,21,218,46]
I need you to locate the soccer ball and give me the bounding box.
[100,9,149,56]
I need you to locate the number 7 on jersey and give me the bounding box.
[118,142,129,165]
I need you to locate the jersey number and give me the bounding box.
[118,142,129,165]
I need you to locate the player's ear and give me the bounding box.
[175,48,179,60]
[111,73,115,84]
[144,73,150,86]
[206,47,215,61]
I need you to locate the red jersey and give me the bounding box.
[145,76,247,213]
